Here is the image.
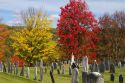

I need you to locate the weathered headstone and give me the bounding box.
[20,63,24,76]
[58,62,62,70]
[91,60,99,72]
[118,61,121,68]
[57,68,60,74]
[26,67,30,78]
[71,63,79,83]
[7,61,11,73]
[50,63,54,73]
[40,60,43,81]
[104,58,110,70]
[110,63,115,73]
[99,62,105,73]
[14,63,16,74]
[50,70,55,83]
[82,56,89,72]
[0,61,3,72]
[15,61,19,75]
[53,62,58,69]
[88,72,104,83]
[45,66,47,73]
[82,56,88,83]
[119,74,123,83]
[110,73,114,82]
[62,64,65,74]
[34,61,38,80]
[69,66,72,75]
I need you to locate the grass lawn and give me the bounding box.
[0,64,125,83]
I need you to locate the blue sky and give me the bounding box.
[0,0,125,27]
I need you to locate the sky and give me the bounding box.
[0,0,125,27]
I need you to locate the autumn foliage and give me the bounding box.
[0,25,10,60]
[57,0,100,59]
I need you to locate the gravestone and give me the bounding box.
[69,66,72,75]
[82,56,88,83]
[57,68,60,74]
[14,63,16,74]
[26,67,30,78]
[40,60,43,81]
[82,56,89,72]
[119,74,123,83]
[104,58,110,70]
[0,61,3,72]
[118,61,121,68]
[91,60,99,72]
[20,63,24,76]
[34,61,38,80]
[50,70,55,83]
[71,63,79,83]
[58,62,62,70]
[110,63,115,73]
[7,61,11,73]
[62,64,65,74]
[121,60,124,67]
[10,63,13,73]
[15,61,19,75]
[99,62,105,73]
[45,66,47,73]
[53,62,58,69]
[88,72,104,83]
[110,73,114,82]
[50,63,54,73]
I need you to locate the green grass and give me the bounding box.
[0,65,125,83]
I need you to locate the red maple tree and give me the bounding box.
[57,0,100,59]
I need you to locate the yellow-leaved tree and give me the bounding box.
[10,8,58,65]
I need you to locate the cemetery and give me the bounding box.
[0,0,125,83]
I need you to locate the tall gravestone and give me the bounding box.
[91,60,99,72]
[104,58,110,70]
[10,63,13,73]
[62,64,65,74]
[14,63,16,74]
[82,56,88,83]
[118,61,121,68]
[50,63,54,73]
[20,63,24,76]
[0,61,3,72]
[71,63,79,83]
[26,67,30,78]
[110,63,115,73]
[7,61,11,73]
[69,66,72,75]
[15,61,19,75]
[99,61,105,73]
[53,62,58,69]
[40,60,43,81]
[34,61,38,80]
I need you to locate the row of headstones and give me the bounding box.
[0,61,44,81]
